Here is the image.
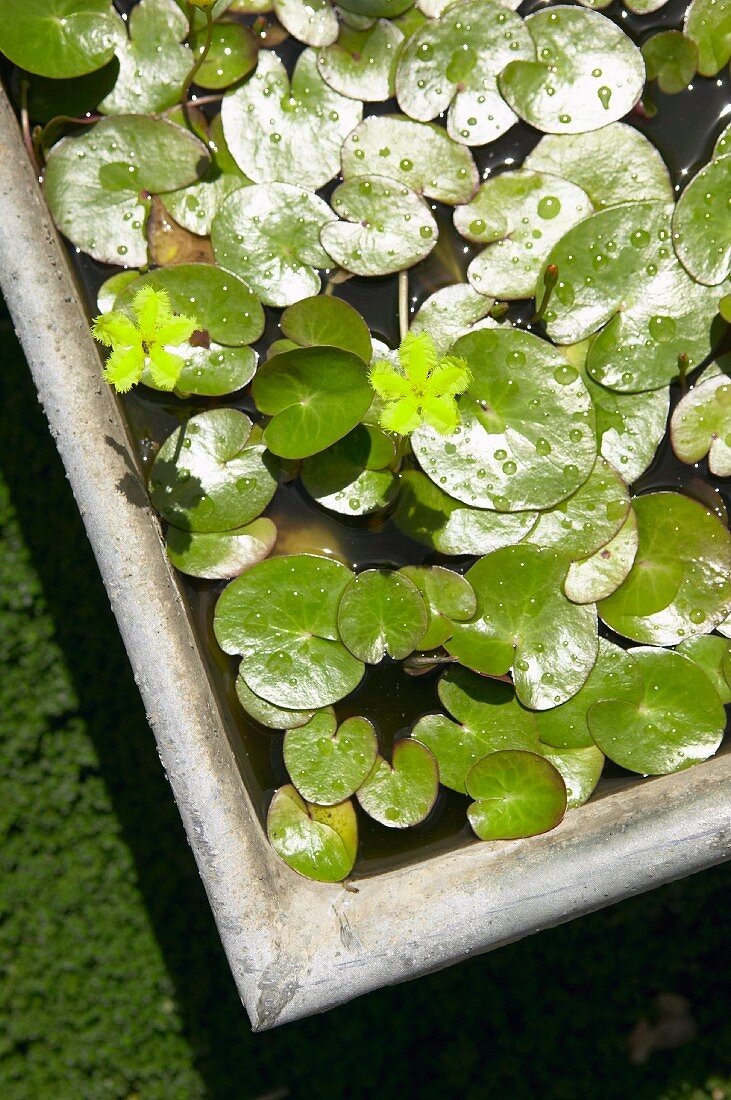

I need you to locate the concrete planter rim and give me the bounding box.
[1,87,729,1032]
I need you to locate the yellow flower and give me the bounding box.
[368,331,471,436]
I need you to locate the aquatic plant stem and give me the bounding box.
[399,270,409,342]
[182,6,214,131]
[19,80,40,178]
[532,263,559,324]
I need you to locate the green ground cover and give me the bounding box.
[0,300,729,1099]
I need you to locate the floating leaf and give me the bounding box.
[146,195,215,266]
[412,667,539,793]
[356,739,438,828]
[455,169,592,300]
[212,183,336,307]
[563,508,639,604]
[538,743,604,809]
[671,373,731,476]
[166,517,277,579]
[99,0,190,115]
[446,546,598,710]
[235,674,314,730]
[499,7,644,135]
[466,750,567,841]
[274,0,338,47]
[44,116,209,267]
[0,0,124,79]
[280,296,372,362]
[321,176,438,277]
[338,569,428,663]
[317,19,403,101]
[395,0,534,146]
[412,327,596,512]
[673,155,731,286]
[214,554,365,708]
[97,270,139,314]
[338,0,414,15]
[340,115,479,205]
[190,21,258,89]
[684,0,731,76]
[300,424,397,515]
[252,346,373,459]
[267,784,357,882]
[588,648,726,774]
[162,115,250,237]
[598,492,731,645]
[542,201,722,392]
[221,49,361,189]
[400,565,476,650]
[524,123,673,209]
[677,635,731,705]
[145,344,257,397]
[642,31,698,95]
[284,710,379,804]
[149,408,278,532]
[714,121,731,159]
[410,285,493,356]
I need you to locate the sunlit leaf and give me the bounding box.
[642,30,698,95]
[410,285,493,356]
[99,0,190,115]
[0,0,125,79]
[671,372,731,476]
[684,0,731,76]
[356,739,439,828]
[317,19,403,101]
[400,565,476,650]
[677,635,731,705]
[338,569,428,663]
[166,517,277,579]
[284,710,378,803]
[267,784,358,881]
[466,750,567,841]
[300,424,397,515]
[563,508,639,605]
[673,155,731,286]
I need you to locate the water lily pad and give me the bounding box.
[446,546,599,710]
[410,285,493,356]
[400,565,476,650]
[412,327,596,512]
[321,176,438,277]
[393,470,536,556]
[97,269,139,314]
[356,739,438,828]
[280,296,372,362]
[340,115,479,205]
[317,19,403,101]
[149,408,278,532]
[99,0,190,115]
[563,508,639,604]
[275,0,338,47]
[162,116,250,237]
[642,30,698,95]
[221,49,362,189]
[684,0,731,76]
[0,0,124,79]
[252,346,373,459]
[235,674,314,730]
[466,750,567,841]
[456,169,592,301]
[284,710,379,803]
[524,123,673,209]
[190,21,258,89]
[588,648,726,774]
[301,424,397,515]
[598,492,731,645]
[166,516,277,579]
[538,743,604,809]
[44,115,209,267]
[214,554,365,708]
[412,667,539,793]
[267,784,357,882]
[523,457,630,565]
[144,344,257,397]
[532,638,642,750]
[542,201,722,392]
[671,373,731,476]
[395,0,534,146]
[338,569,428,663]
[211,183,336,307]
[673,155,731,286]
[677,635,731,705]
[499,7,644,135]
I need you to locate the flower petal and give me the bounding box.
[369,361,411,400]
[380,397,422,435]
[103,346,144,393]
[399,331,437,389]
[422,395,461,435]
[157,314,198,347]
[148,345,185,390]
[92,311,139,349]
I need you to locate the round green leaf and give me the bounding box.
[642,30,698,95]
[542,201,722,392]
[235,674,314,730]
[412,667,539,793]
[161,115,250,238]
[395,0,534,146]
[598,492,731,645]
[44,115,209,267]
[714,121,731,160]
[99,0,190,115]
[538,743,604,810]
[524,123,673,209]
[284,711,379,804]
[588,648,726,775]
[190,21,258,89]
[393,470,536,556]
[212,183,335,308]
[214,554,365,708]
[143,344,257,398]
[267,785,357,882]
[412,327,597,512]
[671,373,731,476]
[96,269,139,314]
[400,565,476,651]
[673,155,731,286]
[356,739,438,828]
[455,169,593,300]
[337,569,428,663]
[563,508,639,605]
[165,515,276,579]
[275,0,338,47]
[0,0,124,79]
[684,0,731,76]
[499,7,644,135]
[220,49,362,190]
[466,750,567,841]
[411,285,493,356]
[317,19,402,101]
[338,0,414,15]
[280,296,372,362]
[340,115,479,205]
[677,635,731,705]
[300,424,397,516]
[445,546,599,710]
[149,408,278,532]
[252,346,373,460]
[321,176,438,277]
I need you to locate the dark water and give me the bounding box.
[45,0,731,874]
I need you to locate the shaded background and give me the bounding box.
[1,295,730,1099]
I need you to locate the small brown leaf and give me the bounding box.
[147,196,214,266]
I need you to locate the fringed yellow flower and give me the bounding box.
[368,331,471,436]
